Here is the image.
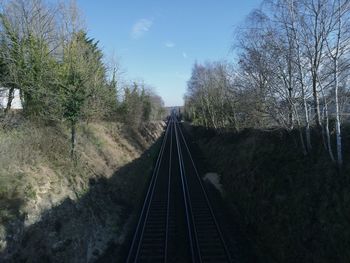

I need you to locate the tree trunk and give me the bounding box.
[288,88,294,130]
[294,108,307,156]
[312,75,322,127]
[334,58,342,167]
[296,34,312,152]
[320,81,335,163]
[303,91,312,153]
[287,54,294,130]
[331,0,343,168]
[4,87,15,114]
[71,120,77,161]
[296,60,311,152]
[231,103,239,132]
[324,110,335,163]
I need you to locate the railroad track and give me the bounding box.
[127,114,233,263]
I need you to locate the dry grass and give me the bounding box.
[0,120,164,248]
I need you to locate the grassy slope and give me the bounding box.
[189,125,350,263]
[0,120,164,262]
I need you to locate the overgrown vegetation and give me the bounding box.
[189,124,350,263]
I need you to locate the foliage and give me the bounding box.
[0,0,165,158]
[119,82,165,128]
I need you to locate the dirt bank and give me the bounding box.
[0,121,164,262]
[186,123,350,263]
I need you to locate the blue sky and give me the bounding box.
[76,0,262,106]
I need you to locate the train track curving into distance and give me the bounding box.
[126,113,234,263]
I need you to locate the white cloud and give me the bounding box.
[131,19,153,39]
[182,52,187,59]
[164,41,175,48]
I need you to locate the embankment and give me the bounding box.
[186,124,350,263]
[0,120,164,262]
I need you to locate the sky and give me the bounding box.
[76,0,262,106]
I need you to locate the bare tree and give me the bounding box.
[185,0,350,165]
[325,0,350,167]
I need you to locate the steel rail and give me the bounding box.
[126,118,172,263]
[127,114,233,262]
[133,119,173,262]
[177,121,233,262]
[164,116,173,263]
[173,115,197,263]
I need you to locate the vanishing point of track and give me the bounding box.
[127,113,233,263]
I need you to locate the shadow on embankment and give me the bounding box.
[0,136,163,263]
[185,123,350,263]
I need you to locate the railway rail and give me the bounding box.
[127,114,233,262]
